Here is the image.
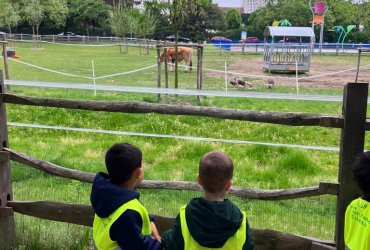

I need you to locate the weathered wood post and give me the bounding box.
[0,71,15,249]
[335,82,368,250]
[200,45,203,91]
[156,42,161,102]
[164,48,169,90]
[1,42,10,81]
[196,44,201,89]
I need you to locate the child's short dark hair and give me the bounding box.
[199,151,234,193]
[353,151,370,195]
[105,143,142,184]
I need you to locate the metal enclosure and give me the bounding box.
[263,26,315,72]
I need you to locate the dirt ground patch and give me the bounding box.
[205,56,370,90]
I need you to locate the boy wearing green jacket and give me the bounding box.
[162,151,254,250]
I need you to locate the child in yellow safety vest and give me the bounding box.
[91,143,162,250]
[344,151,370,250]
[162,151,254,250]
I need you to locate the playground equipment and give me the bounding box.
[279,19,292,27]
[310,1,328,52]
[263,26,315,73]
[331,25,357,49]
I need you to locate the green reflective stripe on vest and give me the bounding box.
[345,198,370,250]
[179,205,247,250]
[93,198,152,250]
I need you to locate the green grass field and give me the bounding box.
[2,42,369,249]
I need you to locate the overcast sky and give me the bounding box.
[212,0,243,7]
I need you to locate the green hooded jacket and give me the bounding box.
[162,198,254,250]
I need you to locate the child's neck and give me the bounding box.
[119,179,137,191]
[204,192,225,202]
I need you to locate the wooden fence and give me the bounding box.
[0,71,368,249]
[156,43,204,101]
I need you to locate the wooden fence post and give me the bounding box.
[156,42,161,102]
[1,42,10,82]
[335,82,368,250]
[196,44,201,103]
[0,70,15,249]
[164,48,168,90]
[200,45,203,91]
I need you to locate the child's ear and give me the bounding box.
[225,180,232,192]
[196,174,201,185]
[196,174,204,190]
[134,167,143,178]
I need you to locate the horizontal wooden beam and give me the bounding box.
[7,201,93,226]
[319,182,340,196]
[5,148,95,183]
[7,200,335,249]
[2,93,344,128]
[6,148,334,200]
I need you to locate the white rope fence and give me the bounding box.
[173,63,370,81]
[9,58,157,80]
[8,122,340,152]
[7,39,157,48]
[6,57,370,95]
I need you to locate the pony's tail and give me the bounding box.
[190,60,192,71]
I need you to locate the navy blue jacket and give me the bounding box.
[91,172,162,250]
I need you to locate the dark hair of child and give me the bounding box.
[353,151,370,195]
[105,143,142,184]
[199,151,234,193]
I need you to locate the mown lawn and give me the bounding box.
[1,42,369,249]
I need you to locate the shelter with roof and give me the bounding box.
[263,26,315,72]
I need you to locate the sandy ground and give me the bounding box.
[205,56,370,90]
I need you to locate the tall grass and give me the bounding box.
[1,42,368,248]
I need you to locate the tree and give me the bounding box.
[110,2,130,37]
[46,0,68,29]
[137,11,158,38]
[66,0,111,36]
[0,0,21,34]
[144,0,171,39]
[180,0,208,41]
[127,8,141,38]
[204,3,226,33]
[225,8,241,30]
[22,0,44,36]
[169,0,187,88]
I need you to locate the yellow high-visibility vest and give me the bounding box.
[345,198,370,250]
[93,198,152,250]
[179,205,247,250]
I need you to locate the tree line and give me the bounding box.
[0,0,369,43]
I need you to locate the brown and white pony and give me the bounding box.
[159,47,193,72]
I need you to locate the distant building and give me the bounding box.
[242,0,277,14]
[218,6,243,14]
[132,0,170,11]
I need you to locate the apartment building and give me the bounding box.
[132,0,170,11]
[242,0,277,14]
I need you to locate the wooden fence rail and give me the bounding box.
[5,148,338,200]
[6,200,335,250]
[0,80,368,249]
[2,93,345,128]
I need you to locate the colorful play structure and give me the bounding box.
[331,25,357,49]
[310,0,328,52]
